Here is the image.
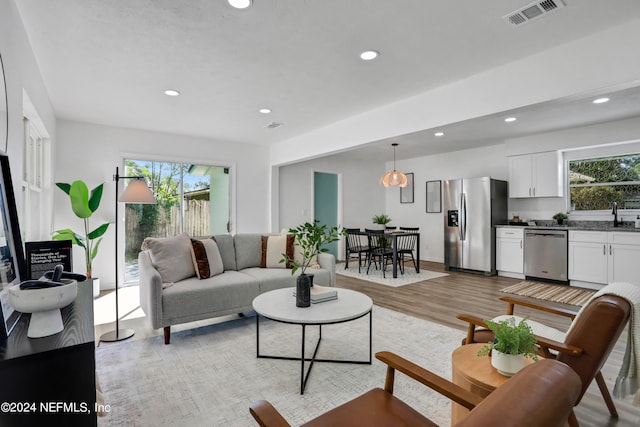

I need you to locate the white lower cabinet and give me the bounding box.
[569,230,640,286]
[496,228,524,277]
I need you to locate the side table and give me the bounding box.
[451,343,535,424]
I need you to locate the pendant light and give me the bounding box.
[380,143,408,187]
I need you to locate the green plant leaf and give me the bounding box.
[52,229,86,248]
[90,237,103,261]
[56,182,71,195]
[88,183,104,213]
[68,180,93,218]
[88,223,110,239]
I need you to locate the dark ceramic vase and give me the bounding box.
[296,274,312,307]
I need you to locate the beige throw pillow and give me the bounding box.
[190,238,224,279]
[261,235,294,268]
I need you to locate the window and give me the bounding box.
[123,159,231,282]
[21,116,49,241]
[569,154,640,211]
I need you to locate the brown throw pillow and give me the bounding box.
[190,238,224,279]
[261,234,294,268]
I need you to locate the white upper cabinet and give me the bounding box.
[508,151,563,198]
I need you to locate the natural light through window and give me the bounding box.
[569,154,640,211]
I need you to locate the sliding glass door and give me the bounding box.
[124,159,230,282]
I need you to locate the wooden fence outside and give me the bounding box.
[125,200,210,258]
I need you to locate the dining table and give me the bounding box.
[364,230,420,279]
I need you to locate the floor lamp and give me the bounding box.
[100,166,156,342]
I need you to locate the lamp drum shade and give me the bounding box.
[119,179,156,203]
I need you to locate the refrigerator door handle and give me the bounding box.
[460,192,467,241]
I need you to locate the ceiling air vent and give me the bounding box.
[265,122,284,129]
[503,0,565,27]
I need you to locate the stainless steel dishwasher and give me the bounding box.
[524,229,568,283]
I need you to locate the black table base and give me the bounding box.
[256,310,373,394]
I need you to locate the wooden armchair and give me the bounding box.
[458,292,631,427]
[249,351,580,427]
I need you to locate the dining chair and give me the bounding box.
[396,232,418,274]
[385,226,397,230]
[365,229,393,277]
[399,226,419,231]
[344,228,370,273]
[457,282,636,427]
[249,352,581,427]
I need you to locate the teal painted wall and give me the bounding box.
[314,172,338,258]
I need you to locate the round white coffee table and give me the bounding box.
[252,287,373,394]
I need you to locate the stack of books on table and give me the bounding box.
[310,285,337,303]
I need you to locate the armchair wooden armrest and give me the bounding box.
[535,336,583,357]
[250,400,292,427]
[499,295,578,319]
[376,351,484,410]
[456,314,583,358]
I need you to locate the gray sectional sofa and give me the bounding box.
[138,232,336,344]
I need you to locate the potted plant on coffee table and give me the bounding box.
[281,221,343,307]
[53,180,110,297]
[476,317,538,376]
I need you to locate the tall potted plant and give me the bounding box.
[281,221,343,307]
[477,317,538,376]
[53,180,110,297]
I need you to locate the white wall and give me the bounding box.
[54,120,271,288]
[278,156,386,239]
[1,0,56,211]
[0,0,56,281]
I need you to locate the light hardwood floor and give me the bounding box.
[336,260,639,427]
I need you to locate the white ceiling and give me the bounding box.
[15,0,640,161]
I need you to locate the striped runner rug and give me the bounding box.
[500,281,597,306]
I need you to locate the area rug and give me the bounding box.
[500,281,597,306]
[336,264,448,287]
[95,306,460,427]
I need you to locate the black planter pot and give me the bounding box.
[296,274,312,307]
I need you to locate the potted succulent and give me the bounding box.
[53,180,110,297]
[281,221,343,307]
[371,213,392,230]
[477,317,538,376]
[553,212,568,225]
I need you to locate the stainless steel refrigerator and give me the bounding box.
[443,177,508,275]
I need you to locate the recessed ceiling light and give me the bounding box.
[164,89,180,97]
[259,108,272,114]
[593,97,610,104]
[434,132,445,137]
[228,0,252,9]
[504,117,517,123]
[360,50,379,61]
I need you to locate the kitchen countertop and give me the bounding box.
[497,222,640,233]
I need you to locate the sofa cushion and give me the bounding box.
[190,238,224,279]
[142,232,195,283]
[211,234,237,271]
[242,267,333,293]
[162,271,260,321]
[261,234,294,268]
[235,233,269,270]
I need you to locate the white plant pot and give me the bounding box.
[491,349,525,377]
[92,277,100,298]
[370,223,386,231]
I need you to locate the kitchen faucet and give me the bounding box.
[612,201,619,227]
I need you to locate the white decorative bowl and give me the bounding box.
[8,279,78,338]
